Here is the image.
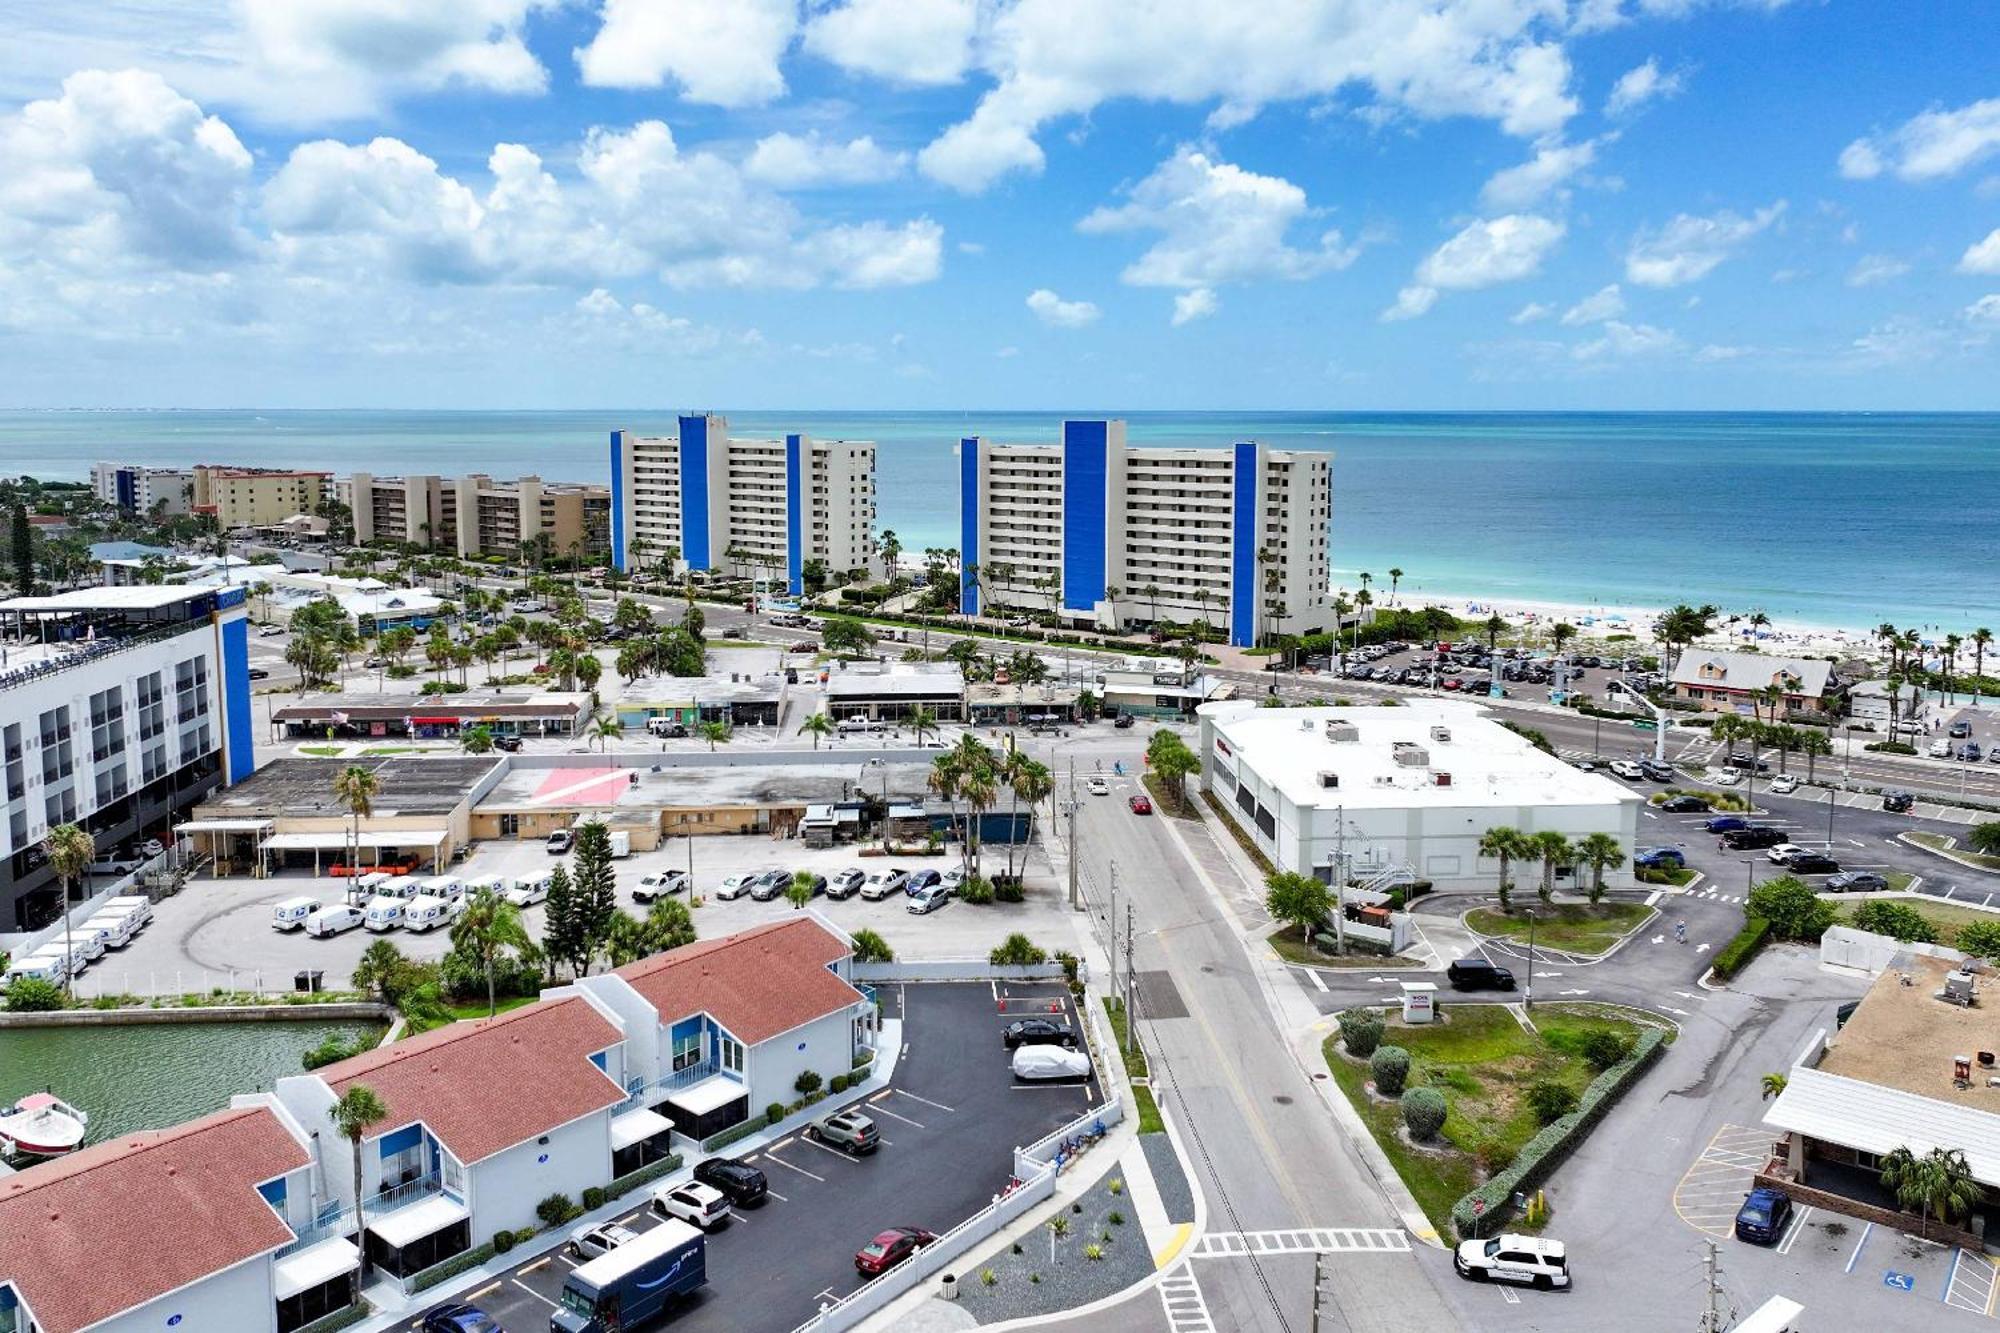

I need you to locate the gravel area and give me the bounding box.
[1141,1131,1195,1225]
[954,1161,1153,1324]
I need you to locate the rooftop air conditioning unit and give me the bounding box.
[1433,772,1453,787]
[1371,775,1396,787]
[1430,726,1452,743]
[1392,743,1430,768]
[1316,771,1340,789]
[1301,719,1315,732]
[1325,721,1359,743]
[1943,971,1978,1007]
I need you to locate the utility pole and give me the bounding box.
[1331,810,1347,955]
[1699,1238,1726,1332]
[1310,1251,1325,1333]
[1123,901,1137,1058]
[1108,862,1119,1003]
[1066,757,1080,911]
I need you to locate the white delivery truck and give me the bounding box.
[419,875,464,904]
[607,830,631,859]
[102,897,154,933]
[503,873,551,907]
[401,895,459,933]
[272,897,319,931]
[362,897,406,932]
[2,953,67,991]
[82,912,138,949]
[305,903,365,937]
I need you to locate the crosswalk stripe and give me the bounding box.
[1187,1228,1411,1258]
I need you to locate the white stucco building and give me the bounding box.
[1196,700,1643,890]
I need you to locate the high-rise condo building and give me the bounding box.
[957,420,1330,647]
[610,415,878,591]
[190,466,331,530]
[90,463,195,517]
[338,472,612,562]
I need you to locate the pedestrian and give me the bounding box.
[1675,920,1687,945]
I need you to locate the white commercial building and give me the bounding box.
[1196,699,1642,890]
[611,414,879,589]
[0,585,258,933]
[957,419,1331,647]
[90,463,195,516]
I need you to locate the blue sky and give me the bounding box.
[0,0,1996,410]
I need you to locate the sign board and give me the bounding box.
[1883,1271,1914,1292]
[1488,682,1504,699]
[1399,982,1437,1025]
[1632,720,1657,731]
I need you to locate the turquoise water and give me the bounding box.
[7,409,1998,632]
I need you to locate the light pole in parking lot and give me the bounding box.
[1523,909,1537,1012]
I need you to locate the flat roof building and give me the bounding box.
[1196,699,1642,889]
[271,690,593,741]
[191,467,330,530]
[824,662,966,721]
[958,420,1331,647]
[338,471,611,562]
[611,415,879,589]
[90,463,194,517]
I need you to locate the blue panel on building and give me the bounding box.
[115,469,136,511]
[679,415,710,570]
[1061,421,1109,612]
[609,430,627,572]
[1230,441,1258,647]
[218,615,257,785]
[959,438,980,615]
[785,434,804,596]
[378,1124,422,1158]
[257,1178,286,1208]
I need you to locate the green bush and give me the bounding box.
[1338,1007,1385,1058]
[1527,1080,1579,1125]
[795,1070,823,1097]
[1747,876,1834,942]
[493,1229,517,1253]
[766,1101,787,1126]
[409,1241,497,1293]
[535,1192,579,1227]
[958,874,995,905]
[1371,1045,1411,1097]
[4,977,65,1012]
[1711,917,1772,979]
[581,1186,606,1212]
[993,878,1026,903]
[1850,900,1936,944]
[1865,740,1918,755]
[1579,1030,1633,1073]
[849,928,894,963]
[1401,1086,1448,1141]
[1956,920,2000,961]
[607,1154,682,1198]
[989,933,1048,966]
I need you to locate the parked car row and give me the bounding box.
[0,896,152,991]
[707,862,967,915]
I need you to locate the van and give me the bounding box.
[304,903,365,938]
[378,875,423,901]
[2,953,66,990]
[82,912,137,949]
[272,896,319,931]
[362,897,405,932]
[29,941,92,975]
[418,875,463,904]
[401,895,458,933]
[103,897,153,931]
[354,870,395,895]
[546,829,574,855]
[646,717,688,738]
[461,873,507,900]
[503,873,551,907]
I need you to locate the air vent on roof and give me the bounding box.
[1316,771,1340,789]
[1391,743,1429,768]
[1430,726,1452,743]
[1371,775,1395,787]
[1434,772,1453,787]
[1325,721,1359,743]
[1301,719,1315,732]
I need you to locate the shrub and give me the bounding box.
[302,1033,369,1071]
[1865,740,1917,755]
[1956,920,2000,961]
[1108,1210,1125,1225]
[1476,1142,1517,1176]
[795,1070,823,1097]
[1711,917,1773,979]
[4,977,65,1012]
[1579,1030,1633,1073]
[981,1268,998,1287]
[1401,1086,1448,1141]
[1338,1007,1385,1059]
[849,928,894,964]
[1747,875,1836,942]
[581,1186,606,1212]
[828,1073,849,1094]
[1851,900,1936,944]
[958,874,995,905]
[535,1192,579,1227]
[1526,1080,1579,1126]
[1371,1045,1411,1097]
[989,933,1048,966]
[493,1229,517,1254]
[1084,1243,1105,1261]
[993,878,1026,904]
[766,1102,787,1126]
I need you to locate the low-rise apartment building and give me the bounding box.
[957,420,1331,647]
[339,472,611,562]
[0,586,257,931]
[191,467,330,530]
[89,463,194,517]
[611,415,879,588]
[1668,649,1844,719]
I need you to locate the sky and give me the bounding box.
[0,0,1997,411]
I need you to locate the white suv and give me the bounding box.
[1608,761,1643,780]
[652,1181,731,1230]
[1454,1234,1570,1289]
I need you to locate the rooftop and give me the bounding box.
[196,756,502,818]
[620,674,783,704]
[1764,1066,2000,1189]
[615,917,860,1045]
[0,585,219,612]
[1819,953,2000,1108]
[476,758,935,813]
[1202,699,1641,812]
[825,664,966,698]
[273,690,593,721]
[321,996,624,1164]
[0,1105,309,1333]
[1669,649,1835,695]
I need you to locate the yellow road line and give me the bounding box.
[1155,1222,1194,1268]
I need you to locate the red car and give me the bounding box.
[1128,794,1153,815]
[855,1226,938,1276]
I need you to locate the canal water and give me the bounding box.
[0,1018,383,1148]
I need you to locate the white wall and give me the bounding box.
[747,1008,859,1111]
[467,1110,614,1239]
[91,1254,276,1333]
[570,975,660,1089]
[272,1075,350,1212]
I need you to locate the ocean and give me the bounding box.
[7,409,1997,635]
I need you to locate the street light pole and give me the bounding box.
[1524,909,1536,1012]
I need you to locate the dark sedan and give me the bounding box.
[421,1304,502,1333]
[1659,795,1711,813]
[1734,1187,1793,1245]
[1002,1017,1077,1050]
[1703,815,1752,833]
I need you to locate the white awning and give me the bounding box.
[273,1237,359,1300]
[665,1075,747,1118]
[611,1106,675,1152]
[261,829,449,851]
[366,1194,469,1250]
[174,818,274,833]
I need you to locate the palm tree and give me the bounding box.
[1530,830,1572,904]
[907,706,938,747]
[1800,728,1832,784]
[1759,1072,1788,1100]
[1881,1146,1982,1238]
[1973,627,1994,689]
[928,752,965,868]
[798,712,834,749]
[450,888,530,1016]
[1478,827,1527,912]
[1484,613,1506,655]
[697,720,731,751]
[1549,622,1577,657]
[588,717,621,752]
[960,762,998,874]
[1943,633,1964,703]
[1575,833,1624,904]
[460,724,494,755]
[1002,754,1052,884]
[330,1085,389,1279]
[1387,567,1403,606]
[43,823,94,997]
[333,765,379,878]
[787,870,817,911]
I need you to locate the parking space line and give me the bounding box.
[1946,1247,1998,1315]
[760,1152,826,1182]
[892,1088,956,1113]
[798,1135,865,1163]
[869,1103,925,1128]
[511,1278,558,1308]
[1775,1205,1812,1255]
[1497,1285,1521,1305]
[1845,1221,1873,1274]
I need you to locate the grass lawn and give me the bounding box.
[361,745,422,756]
[1831,898,2000,948]
[1102,998,1166,1133]
[1267,924,1421,970]
[1885,871,1916,892]
[1322,1004,1648,1238]
[1463,902,1652,954]
[1908,830,2000,871]
[298,744,342,756]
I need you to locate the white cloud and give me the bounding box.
[1381,285,1439,322]
[1078,148,1360,290]
[803,0,978,87]
[240,0,548,117]
[1560,283,1624,325]
[1026,287,1099,327]
[1510,301,1554,323]
[1960,227,2000,275]
[743,132,907,187]
[1171,287,1218,326]
[1846,315,1950,367]
[957,240,985,255]
[1479,135,1605,210]
[1845,254,1909,287]
[1625,203,1784,287]
[1964,294,2000,328]
[1384,213,1564,321]
[1840,97,2000,182]
[800,220,944,289]
[576,0,797,106]
[1605,58,1683,116]
[995,344,1020,357]
[569,287,729,353]
[910,3,1580,191]
[1572,319,1677,360]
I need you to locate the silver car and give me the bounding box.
[567,1222,638,1260]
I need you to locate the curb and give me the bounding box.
[1897,830,2000,877]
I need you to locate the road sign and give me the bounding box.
[1884,1271,1915,1292]
[1632,720,1657,731]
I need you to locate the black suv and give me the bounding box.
[1783,852,1840,874]
[693,1156,769,1206]
[1003,1017,1077,1050]
[1882,790,1914,812]
[1447,958,1517,991]
[1722,826,1786,850]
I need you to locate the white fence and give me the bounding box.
[852,960,1069,983]
[1819,924,1968,976]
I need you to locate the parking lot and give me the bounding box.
[427,980,1105,1333]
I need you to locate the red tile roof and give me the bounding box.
[0,1105,308,1333]
[321,995,624,1164]
[615,918,861,1044]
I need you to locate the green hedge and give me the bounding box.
[292,1299,373,1333]
[1450,1027,1667,1240]
[703,1118,766,1153]
[606,1154,683,1199]
[409,1241,497,1293]
[1710,917,1772,980]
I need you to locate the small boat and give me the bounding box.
[0,1092,89,1159]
